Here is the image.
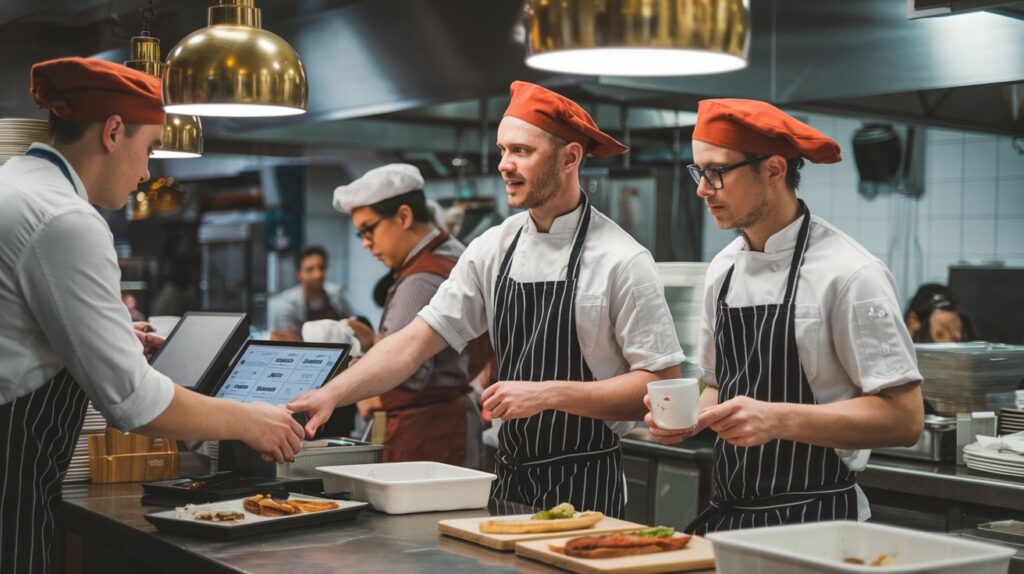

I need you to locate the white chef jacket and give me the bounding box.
[418,202,686,435]
[0,144,174,430]
[698,210,923,519]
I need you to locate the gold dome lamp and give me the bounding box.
[162,0,307,117]
[125,33,204,159]
[523,0,751,77]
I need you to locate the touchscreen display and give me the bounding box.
[151,313,246,389]
[214,344,343,405]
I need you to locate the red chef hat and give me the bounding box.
[503,81,628,158]
[30,57,165,125]
[693,99,841,164]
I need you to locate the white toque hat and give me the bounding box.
[332,163,425,214]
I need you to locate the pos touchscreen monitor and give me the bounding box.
[149,312,249,393]
[210,340,350,406]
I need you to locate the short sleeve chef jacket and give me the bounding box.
[418,202,685,434]
[697,212,923,475]
[0,144,174,430]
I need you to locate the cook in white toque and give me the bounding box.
[332,163,425,214]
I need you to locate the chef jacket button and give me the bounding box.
[771,263,780,272]
[881,344,891,354]
[878,309,889,319]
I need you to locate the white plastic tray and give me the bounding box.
[317,461,496,514]
[707,520,1015,574]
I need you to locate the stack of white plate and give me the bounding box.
[964,442,1024,478]
[998,408,1024,435]
[65,402,107,484]
[0,118,49,165]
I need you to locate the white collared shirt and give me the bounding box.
[0,144,174,430]
[699,210,923,519]
[268,281,350,333]
[418,202,685,434]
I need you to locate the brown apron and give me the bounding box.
[305,288,340,322]
[378,231,491,464]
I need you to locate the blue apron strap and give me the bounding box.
[782,199,812,304]
[25,147,76,188]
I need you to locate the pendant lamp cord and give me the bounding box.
[107,0,158,38]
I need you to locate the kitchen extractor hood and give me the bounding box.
[1,0,1022,149]
[909,0,1024,19]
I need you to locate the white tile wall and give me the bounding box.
[701,113,1024,307]
[999,178,1024,216]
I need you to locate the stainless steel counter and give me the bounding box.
[622,428,1024,512]
[620,430,1024,573]
[58,483,713,573]
[860,456,1024,512]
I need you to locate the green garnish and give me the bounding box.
[634,526,675,538]
[532,502,576,520]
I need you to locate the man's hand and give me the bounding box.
[287,386,341,439]
[698,395,784,448]
[481,381,551,420]
[132,321,164,359]
[237,402,305,463]
[643,394,703,445]
[345,317,376,352]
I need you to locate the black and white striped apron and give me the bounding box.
[686,201,857,534]
[1,148,91,574]
[489,194,625,518]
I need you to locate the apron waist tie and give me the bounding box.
[710,477,857,512]
[495,442,620,471]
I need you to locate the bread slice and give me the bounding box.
[555,532,693,559]
[561,545,666,558]
[478,511,604,534]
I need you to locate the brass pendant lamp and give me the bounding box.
[125,34,204,159]
[162,0,307,117]
[523,0,751,76]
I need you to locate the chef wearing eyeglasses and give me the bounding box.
[645,99,924,533]
[331,164,482,467]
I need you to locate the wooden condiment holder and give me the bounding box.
[88,427,179,483]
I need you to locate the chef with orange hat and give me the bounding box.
[644,99,924,533]
[291,81,684,517]
[0,58,303,573]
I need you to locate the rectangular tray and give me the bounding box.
[318,461,496,514]
[144,493,368,540]
[141,473,324,505]
[515,534,714,574]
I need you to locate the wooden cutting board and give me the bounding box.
[437,514,646,551]
[515,534,715,574]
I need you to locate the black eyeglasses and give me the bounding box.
[687,155,769,190]
[354,218,386,241]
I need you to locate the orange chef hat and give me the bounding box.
[693,99,841,164]
[503,81,628,158]
[30,57,165,125]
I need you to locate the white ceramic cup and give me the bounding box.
[647,378,700,430]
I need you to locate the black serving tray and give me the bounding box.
[141,472,325,506]
[144,493,368,540]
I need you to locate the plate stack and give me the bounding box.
[0,118,49,165]
[999,408,1024,436]
[964,441,1024,478]
[915,343,1024,415]
[65,402,107,483]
